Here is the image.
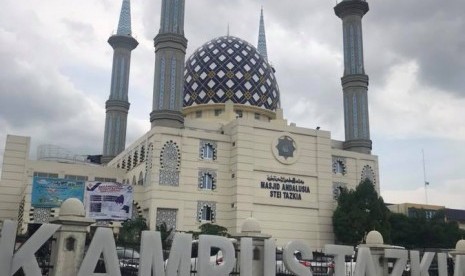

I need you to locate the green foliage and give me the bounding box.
[333,179,391,245]
[156,222,174,250]
[186,223,229,240]
[390,209,464,249]
[118,217,149,245]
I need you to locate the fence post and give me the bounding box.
[233,217,272,276]
[49,198,94,276]
[450,239,465,276]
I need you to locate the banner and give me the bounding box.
[31,177,85,208]
[84,181,133,220]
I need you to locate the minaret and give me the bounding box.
[257,7,268,62]
[150,0,187,128]
[102,0,138,164]
[335,0,372,154]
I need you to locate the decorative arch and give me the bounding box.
[159,140,181,186]
[361,165,376,184]
[138,171,144,185]
[332,156,347,175]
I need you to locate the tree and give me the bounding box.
[156,222,174,250]
[333,179,391,245]
[118,217,149,245]
[186,223,230,240]
[390,209,465,249]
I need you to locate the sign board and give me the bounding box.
[84,181,133,220]
[31,177,85,208]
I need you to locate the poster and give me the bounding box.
[84,181,133,220]
[31,177,85,208]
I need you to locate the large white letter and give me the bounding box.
[437,253,448,276]
[11,223,60,276]
[354,247,377,276]
[78,227,120,276]
[454,255,465,276]
[264,239,276,276]
[137,231,165,276]
[0,220,18,275]
[283,240,313,276]
[410,251,435,276]
[197,235,236,276]
[164,232,192,276]
[239,238,252,276]
[325,244,353,276]
[385,248,408,276]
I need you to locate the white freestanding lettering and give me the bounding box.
[239,238,253,276]
[283,240,313,276]
[385,249,408,276]
[78,227,121,276]
[354,247,377,276]
[0,220,18,275]
[324,244,353,276]
[455,255,465,276]
[264,239,276,276]
[197,235,236,276]
[410,251,435,276]
[163,233,192,276]
[11,223,60,276]
[137,231,166,276]
[437,253,448,276]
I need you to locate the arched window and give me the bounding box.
[201,205,212,221]
[133,151,139,167]
[332,157,347,175]
[138,171,144,185]
[127,155,132,171]
[140,145,145,163]
[132,176,137,186]
[361,165,376,184]
[202,173,213,190]
[197,201,216,222]
[200,140,217,160]
[198,170,217,190]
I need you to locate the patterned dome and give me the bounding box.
[183,36,280,111]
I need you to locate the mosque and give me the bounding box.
[0,0,378,248]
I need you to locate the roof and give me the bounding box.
[445,208,465,221]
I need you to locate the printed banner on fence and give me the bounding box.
[84,181,133,220]
[31,177,85,208]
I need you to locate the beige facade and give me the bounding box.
[0,103,378,248]
[0,135,125,234]
[106,103,379,248]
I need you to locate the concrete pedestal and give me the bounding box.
[49,198,94,276]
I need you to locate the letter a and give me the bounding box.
[78,227,121,276]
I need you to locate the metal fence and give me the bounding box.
[100,245,334,276]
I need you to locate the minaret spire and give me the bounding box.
[257,6,268,62]
[150,0,187,128]
[117,0,132,35]
[102,0,138,164]
[335,0,372,154]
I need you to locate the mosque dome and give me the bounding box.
[183,36,280,112]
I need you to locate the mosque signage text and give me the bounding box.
[1,220,464,276]
[260,175,310,200]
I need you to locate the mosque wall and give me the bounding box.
[0,122,378,248]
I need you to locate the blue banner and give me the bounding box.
[31,177,85,208]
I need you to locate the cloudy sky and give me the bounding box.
[1,0,464,209]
